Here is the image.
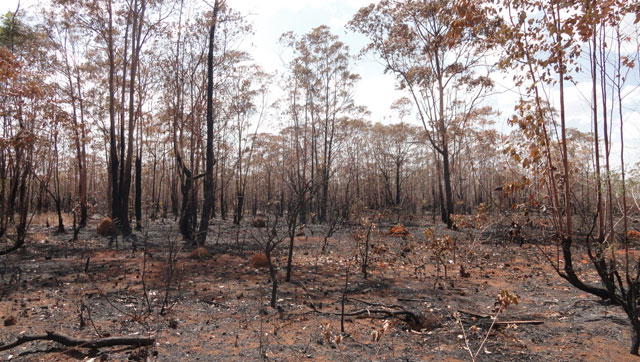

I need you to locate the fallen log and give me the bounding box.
[0,331,154,352]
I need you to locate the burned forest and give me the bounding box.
[1,0,640,360]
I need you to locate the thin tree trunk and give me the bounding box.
[119,0,145,237]
[590,23,603,240]
[320,168,328,223]
[135,154,142,230]
[285,231,295,282]
[54,198,64,234]
[196,0,220,246]
[234,193,244,225]
[107,0,120,230]
[266,249,278,308]
[0,152,6,236]
[442,146,454,228]
[395,160,401,206]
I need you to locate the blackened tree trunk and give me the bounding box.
[15,155,31,247]
[285,186,308,282]
[107,0,120,232]
[179,177,194,241]
[233,193,244,225]
[0,153,6,237]
[171,0,192,241]
[441,147,454,228]
[211,160,217,218]
[629,308,640,355]
[118,0,146,237]
[220,157,226,220]
[78,127,88,228]
[135,154,142,230]
[196,0,221,246]
[320,168,329,223]
[266,248,278,308]
[73,63,88,228]
[54,198,64,234]
[395,160,401,206]
[0,155,29,255]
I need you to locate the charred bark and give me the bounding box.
[196,0,220,246]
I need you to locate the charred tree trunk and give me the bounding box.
[285,195,303,282]
[266,248,278,308]
[630,310,640,355]
[118,0,145,237]
[15,157,31,247]
[7,172,18,225]
[395,160,401,207]
[233,193,244,225]
[107,0,120,234]
[441,148,454,229]
[54,197,64,234]
[197,1,220,246]
[178,160,194,242]
[0,166,28,255]
[219,158,226,220]
[135,154,142,230]
[170,171,179,218]
[73,67,88,228]
[320,168,329,223]
[0,152,6,237]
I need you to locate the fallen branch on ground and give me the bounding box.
[0,331,154,352]
[458,309,543,325]
[457,309,491,318]
[0,237,24,256]
[492,320,543,325]
[308,301,436,331]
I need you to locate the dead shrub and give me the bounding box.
[386,224,410,237]
[249,253,269,268]
[97,217,117,236]
[189,247,210,260]
[252,215,266,228]
[372,244,389,255]
[4,316,16,326]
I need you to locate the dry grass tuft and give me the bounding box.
[251,216,266,228]
[30,232,49,243]
[97,217,117,236]
[189,247,211,260]
[30,212,74,226]
[249,253,269,268]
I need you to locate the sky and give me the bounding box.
[2,0,404,124]
[2,0,639,167]
[229,0,405,124]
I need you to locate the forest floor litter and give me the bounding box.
[0,216,637,361]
